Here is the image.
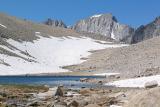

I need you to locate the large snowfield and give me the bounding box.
[0,33,127,75]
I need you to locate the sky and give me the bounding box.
[0,0,160,28]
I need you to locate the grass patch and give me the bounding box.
[0,84,49,93]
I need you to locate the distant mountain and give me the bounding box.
[1,12,160,75]
[44,18,67,28]
[132,17,160,43]
[72,14,134,43]
[0,13,121,75]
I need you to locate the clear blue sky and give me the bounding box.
[0,0,160,28]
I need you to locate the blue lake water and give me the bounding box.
[0,76,105,88]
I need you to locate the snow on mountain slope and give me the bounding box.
[0,33,127,75]
[0,23,7,28]
[91,14,102,18]
[111,31,116,40]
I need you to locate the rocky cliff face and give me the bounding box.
[132,17,160,43]
[44,18,67,28]
[73,14,134,43]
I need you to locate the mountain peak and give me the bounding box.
[73,13,133,43]
[90,13,117,22]
[91,14,103,18]
[154,16,160,25]
[44,18,67,28]
[132,16,160,43]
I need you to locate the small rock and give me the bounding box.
[44,85,50,88]
[80,78,89,82]
[68,100,79,107]
[54,96,60,100]
[0,95,4,101]
[0,92,7,97]
[65,91,80,97]
[51,101,67,107]
[78,100,88,107]
[84,104,101,107]
[98,81,103,85]
[28,101,40,106]
[54,104,67,107]
[115,76,120,79]
[79,89,92,95]
[47,103,55,107]
[144,80,158,88]
[55,87,64,96]
[59,84,64,88]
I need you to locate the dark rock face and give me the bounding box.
[55,86,64,96]
[73,14,134,43]
[44,18,67,28]
[132,17,160,43]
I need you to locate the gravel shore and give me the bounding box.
[65,36,160,78]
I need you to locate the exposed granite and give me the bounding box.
[44,18,67,28]
[73,14,134,43]
[132,16,160,43]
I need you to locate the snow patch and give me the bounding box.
[105,75,160,88]
[94,73,119,76]
[36,87,57,99]
[95,40,113,44]
[65,91,81,96]
[111,31,116,40]
[110,105,122,107]
[91,14,102,18]
[0,24,7,28]
[35,32,41,34]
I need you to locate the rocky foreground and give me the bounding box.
[0,82,159,107]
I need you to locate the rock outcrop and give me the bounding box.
[144,80,158,88]
[124,87,160,107]
[73,14,134,43]
[132,16,160,43]
[44,18,67,28]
